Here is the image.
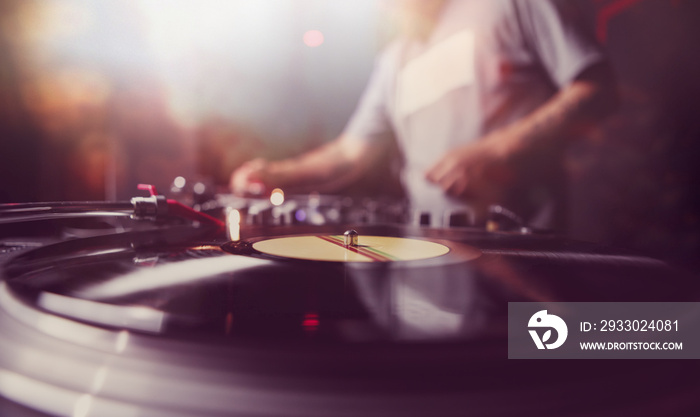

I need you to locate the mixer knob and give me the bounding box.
[271,201,297,226]
[412,211,431,227]
[247,201,272,225]
[443,210,473,228]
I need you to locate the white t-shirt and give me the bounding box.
[344,0,605,227]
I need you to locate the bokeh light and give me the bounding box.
[0,0,382,201]
[270,188,285,206]
[173,176,186,189]
[303,30,324,48]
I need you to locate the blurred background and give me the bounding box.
[0,0,699,265]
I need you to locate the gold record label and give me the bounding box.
[251,235,452,263]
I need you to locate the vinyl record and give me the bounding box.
[1,222,699,416]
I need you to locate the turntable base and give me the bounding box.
[1,197,700,417]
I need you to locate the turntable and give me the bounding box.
[1,186,699,416]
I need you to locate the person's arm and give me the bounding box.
[426,63,617,197]
[232,41,398,196]
[230,134,384,195]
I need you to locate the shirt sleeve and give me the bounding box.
[513,0,605,87]
[342,46,397,145]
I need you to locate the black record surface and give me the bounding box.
[1,223,699,416]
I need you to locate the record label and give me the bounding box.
[251,235,452,262]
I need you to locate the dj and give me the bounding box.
[231,0,616,229]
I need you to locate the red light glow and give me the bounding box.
[302,313,320,329]
[303,30,324,48]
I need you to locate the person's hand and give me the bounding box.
[230,158,273,196]
[425,139,514,199]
